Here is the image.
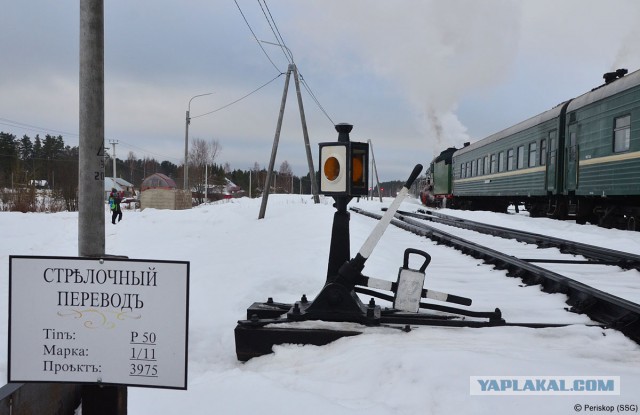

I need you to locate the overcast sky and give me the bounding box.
[1,1,639,181]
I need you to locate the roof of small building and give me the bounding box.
[104,177,134,192]
[141,173,177,191]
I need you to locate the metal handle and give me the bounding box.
[403,248,431,273]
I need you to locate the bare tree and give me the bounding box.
[278,160,293,193]
[127,151,136,185]
[189,138,221,203]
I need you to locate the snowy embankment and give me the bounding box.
[1,195,639,414]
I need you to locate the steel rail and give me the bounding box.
[405,209,640,270]
[350,207,640,344]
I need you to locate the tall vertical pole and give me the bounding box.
[79,0,105,258]
[292,65,320,203]
[80,1,127,413]
[184,110,190,190]
[184,93,213,192]
[368,139,383,203]
[110,139,118,179]
[258,65,292,219]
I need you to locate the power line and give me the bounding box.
[191,73,283,120]
[1,72,287,164]
[300,76,335,126]
[116,140,182,163]
[253,1,334,126]
[258,0,293,64]
[234,0,282,74]
[0,117,79,139]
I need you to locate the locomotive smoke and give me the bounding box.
[293,0,522,155]
[427,108,443,150]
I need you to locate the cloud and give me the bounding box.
[286,0,522,155]
[2,0,640,182]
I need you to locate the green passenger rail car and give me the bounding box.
[563,69,640,228]
[422,68,640,231]
[451,102,569,215]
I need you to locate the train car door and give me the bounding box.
[565,125,578,192]
[545,131,557,191]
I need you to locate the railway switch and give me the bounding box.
[234,124,506,362]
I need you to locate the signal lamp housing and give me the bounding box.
[319,141,369,197]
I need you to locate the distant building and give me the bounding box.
[104,177,135,200]
[29,180,48,188]
[202,178,243,201]
[139,173,191,210]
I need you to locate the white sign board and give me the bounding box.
[8,256,189,389]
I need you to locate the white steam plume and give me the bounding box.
[290,0,522,154]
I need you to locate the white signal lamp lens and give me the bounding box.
[319,144,347,193]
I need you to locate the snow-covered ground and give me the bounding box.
[2,195,640,414]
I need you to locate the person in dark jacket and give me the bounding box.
[108,188,123,224]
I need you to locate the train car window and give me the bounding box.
[517,146,525,169]
[614,115,631,152]
[471,159,476,177]
[484,156,489,174]
[507,149,514,170]
[569,132,577,161]
[466,162,471,178]
[528,142,537,167]
[540,139,547,166]
[460,163,465,178]
[498,151,505,172]
[549,132,557,167]
[477,158,484,175]
[490,154,497,174]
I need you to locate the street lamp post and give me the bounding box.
[184,92,213,190]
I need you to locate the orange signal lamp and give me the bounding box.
[318,140,369,197]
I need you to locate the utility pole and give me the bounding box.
[259,66,291,219]
[184,93,213,190]
[292,65,320,203]
[368,139,383,203]
[79,0,105,258]
[79,1,126,412]
[110,139,118,179]
[258,63,320,219]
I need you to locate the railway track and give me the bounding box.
[410,208,640,270]
[350,206,640,344]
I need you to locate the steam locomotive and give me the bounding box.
[421,68,640,231]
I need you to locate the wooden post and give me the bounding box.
[258,65,292,219]
[82,386,127,415]
[292,65,320,203]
